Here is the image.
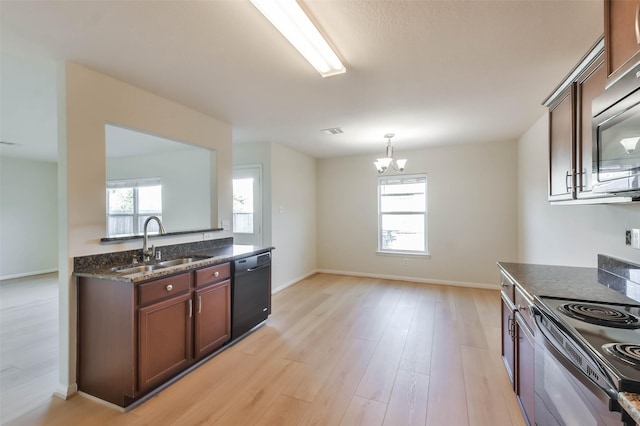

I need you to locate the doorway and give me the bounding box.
[233,165,263,246]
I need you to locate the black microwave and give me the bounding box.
[592,63,640,198]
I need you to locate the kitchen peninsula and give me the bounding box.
[74,237,273,408]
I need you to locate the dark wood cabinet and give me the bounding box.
[78,261,232,407]
[194,280,231,359]
[77,277,136,407]
[501,295,516,387]
[500,272,535,426]
[576,57,608,198]
[516,313,535,426]
[138,292,192,391]
[545,40,607,202]
[605,0,640,84]
[548,86,575,201]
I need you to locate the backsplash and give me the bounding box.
[598,254,640,303]
[74,237,233,272]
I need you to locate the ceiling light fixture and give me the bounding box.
[321,127,343,135]
[250,0,346,78]
[620,137,640,154]
[374,134,407,174]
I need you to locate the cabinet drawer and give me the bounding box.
[195,263,230,287]
[138,273,191,306]
[500,273,515,304]
[515,286,534,332]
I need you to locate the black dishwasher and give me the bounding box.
[231,252,271,340]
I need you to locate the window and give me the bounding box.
[106,177,162,237]
[232,177,255,233]
[378,174,428,254]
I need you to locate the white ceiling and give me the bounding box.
[0,0,603,161]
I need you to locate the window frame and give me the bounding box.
[377,173,429,256]
[106,177,162,237]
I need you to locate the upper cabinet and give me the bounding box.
[545,39,607,202]
[604,0,640,85]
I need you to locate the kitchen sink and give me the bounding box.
[157,256,207,267]
[111,264,166,274]
[110,255,209,274]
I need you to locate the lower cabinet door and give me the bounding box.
[501,296,516,388]
[516,315,535,426]
[138,293,192,391]
[194,280,231,359]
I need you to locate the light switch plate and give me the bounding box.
[632,229,640,250]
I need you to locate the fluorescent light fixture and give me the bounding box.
[250,0,345,78]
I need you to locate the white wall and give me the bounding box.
[233,142,317,293]
[233,142,272,246]
[0,156,58,278]
[107,148,211,233]
[317,139,519,288]
[270,143,317,292]
[58,62,233,398]
[518,114,640,266]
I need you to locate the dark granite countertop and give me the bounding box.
[497,262,638,305]
[497,260,640,424]
[74,244,273,283]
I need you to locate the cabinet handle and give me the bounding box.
[636,2,640,45]
[188,299,192,318]
[214,271,219,278]
[565,170,574,193]
[165,284,173,291]
[198,295,202,314]
[577,168,586,191]
[508,316,514,340]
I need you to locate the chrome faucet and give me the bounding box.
[142,216,166,261]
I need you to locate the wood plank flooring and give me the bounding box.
[4,273,525,426]
[1,273,59,424]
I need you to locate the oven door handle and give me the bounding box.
[531,305,618,397]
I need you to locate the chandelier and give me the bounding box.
[374,133,407,174]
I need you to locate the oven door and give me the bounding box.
[531,305,625,426]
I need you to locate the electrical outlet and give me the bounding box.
[403,258,409,266]
[221,220,230,231]
[203,232,215,240]
[632,229,640,250]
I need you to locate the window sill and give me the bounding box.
[100,228,224,243]
[376,250,431,258]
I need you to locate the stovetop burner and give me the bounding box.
[558,303,640,329]
[603,343,640,368]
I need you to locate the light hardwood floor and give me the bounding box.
[1,273,59,424]
[4,273,525,426]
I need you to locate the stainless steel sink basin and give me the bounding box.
[157,257,201,267]
[111,264,166,274]
[110,255,209,274]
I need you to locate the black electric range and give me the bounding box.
[536,296,640,395]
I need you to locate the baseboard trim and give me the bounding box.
[316,268,498,290]
[0,268,58,281]
[53,382,78,400]
[77,392,126,412]
[272,269,319,294]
